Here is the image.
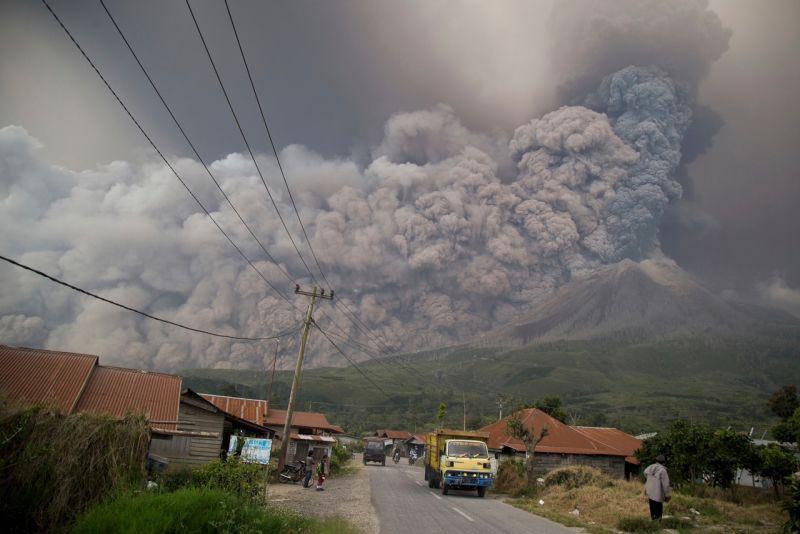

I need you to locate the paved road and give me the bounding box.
[366,460,578,534]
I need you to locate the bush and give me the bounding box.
[544,466,611,490]
[785,474,800,533]
[494,459,526,494]
[329,442,351,475]
[170,458,266,501]
[617,516,660,532]
[0,404,149,532]
[71,487,353,534]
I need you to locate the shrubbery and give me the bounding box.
[493,459,525,494]
[329,442,352,475]
[156,457,266,501]
[544,466,612,490]
[71,488,354,534]
[0,404,149,532]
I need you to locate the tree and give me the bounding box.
[534,396,567,423]
[436,403,447,428]
[768,385,799,420]
[637,420,713,486]
[705,429,755,488]
[753,443,798,497]
[506,410,549,489]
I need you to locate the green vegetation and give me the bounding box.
[157,458,266,501]
[0,404,149,532]
[182,335,800,436]
[71,488,357,534]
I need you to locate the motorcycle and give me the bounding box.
[393,451,400,464]
[278,459,306,483]
[408,450,418,465]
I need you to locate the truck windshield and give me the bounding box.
[446,441,488,458]
[366,442,383,450]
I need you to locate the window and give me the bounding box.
[446,441,489,458]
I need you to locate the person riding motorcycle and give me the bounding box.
[393,446,401,463]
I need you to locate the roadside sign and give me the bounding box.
[228,436,272,465]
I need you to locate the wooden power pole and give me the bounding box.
[277,285,333,470]
[266,339,278,415]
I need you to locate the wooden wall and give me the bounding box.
[150,400,224,471]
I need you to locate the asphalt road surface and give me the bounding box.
[366,461,578,534]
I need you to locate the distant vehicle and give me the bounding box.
[363,438,386,466]
[424,429,493,497]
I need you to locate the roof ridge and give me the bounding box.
[199,392,268,403]
[1,345,98,359]
[97,365,181,379]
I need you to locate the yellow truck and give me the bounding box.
[424,429,493,497]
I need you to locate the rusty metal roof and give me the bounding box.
[200,393,269,425]
[480,408,641,457]
[0,345,97,413]
[264,408,344,434]
[375,429,413,440]
[75,366,181,431]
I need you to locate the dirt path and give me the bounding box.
[265,455,378,534]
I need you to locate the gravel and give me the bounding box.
[265,455,379,534]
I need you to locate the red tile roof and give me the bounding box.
[199,394,343,434]
[75,366,182,431]
[376,429,413,440]
[479,408,641,458]
[0,345,97,413]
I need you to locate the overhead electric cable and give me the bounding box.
[223,0,331,290]
[100,0,296,287]
[40,0,297,313]
[184,0,320,288]
[314,323,391,398]
[0,254,299,341]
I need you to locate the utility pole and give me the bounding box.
[277,285,333,471]
[497,394,504,422]
[463,392,466,431]
[266,340,278,415]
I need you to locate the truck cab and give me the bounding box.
[424,430,493,497]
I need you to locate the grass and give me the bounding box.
[505,466,784,533]
[71,488,358,534]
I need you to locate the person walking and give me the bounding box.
[315,453,328,491]
[644,454,671,520]
[303,451,315,488]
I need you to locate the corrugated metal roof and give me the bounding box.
[200,394,268,425]
[480,408,641,457]
[199,394,343,434]
[0,346,97,413]
[573,426,643,460]
[76,366,181,431]
[376,429,413,440]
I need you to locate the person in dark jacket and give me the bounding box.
[644,454,671,520]
[303,451,315,488]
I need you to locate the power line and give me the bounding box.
[314,322,391,399]
[0,253,299,342]
[223,0,331,290]
[40,0,298,314]
[184,0,320,288]
[100,0,296,287]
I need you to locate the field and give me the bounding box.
[182,335,800,436]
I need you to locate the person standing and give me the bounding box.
[644,454,671,520]
[315,453,328,491]
[303,451,315,488]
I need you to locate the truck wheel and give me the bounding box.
[381,459,385,466]
[428,477,435,488]
[441,482,449,496]
[477,486,487,498]
[363,458,367,465]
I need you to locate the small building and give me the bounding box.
[0,345,271,472]
[404,433,427,458]
[150,390,272,471]
[480,408,642,479]
[374,429,413,455]
[201,394,344,466]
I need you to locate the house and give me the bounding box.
[374,429,413,455]
[480,408,642,479]
[149,390,273,471]
[404,433,427,458]
[200,394,344,466]
[0,346,271,471]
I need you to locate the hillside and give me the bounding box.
[182,259,800,436]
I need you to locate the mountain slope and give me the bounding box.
[480,259,799,346]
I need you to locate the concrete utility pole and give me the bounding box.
[277,285,333,471]
[266,339,278,415]
[463,391,466,431]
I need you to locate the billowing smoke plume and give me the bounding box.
[0,0,731,370]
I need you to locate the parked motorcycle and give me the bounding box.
[278,459,306,483]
